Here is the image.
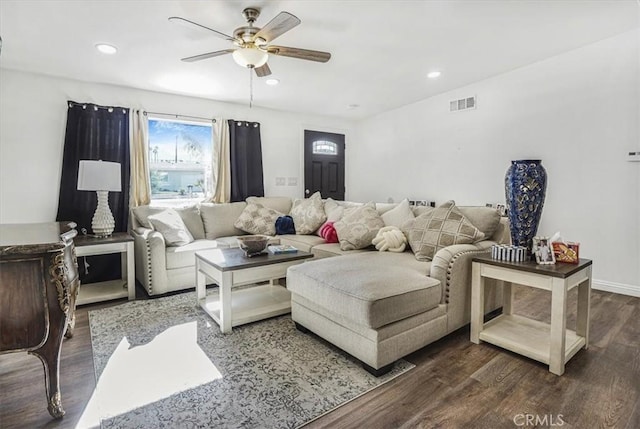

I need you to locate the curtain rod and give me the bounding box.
[144,110,216,123]
[67,101,127,113]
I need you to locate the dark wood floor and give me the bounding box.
[1,285,638,429]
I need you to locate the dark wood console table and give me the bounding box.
[0,222,80,418]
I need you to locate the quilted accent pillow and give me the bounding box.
[234,203,284,236]
[147,209,194,247]
[334,203,385,251]
[290,191,327,235]
[406,200,485,261]
[318,221,338,243]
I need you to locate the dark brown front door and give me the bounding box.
[304,130,345,200]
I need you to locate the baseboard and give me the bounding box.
[592,279,640,297]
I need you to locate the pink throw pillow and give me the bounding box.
[319,221,338,243]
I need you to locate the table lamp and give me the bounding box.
[77,160,121,237]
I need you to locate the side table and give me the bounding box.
[470,256,592,375]
[74,232,135,305]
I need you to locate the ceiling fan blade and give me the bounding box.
[181,49,235,62]
[255,63,272,77]
[168,16,235,41]
[267,45,331,63]
[255,12,301,43]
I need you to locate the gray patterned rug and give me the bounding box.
[86,291,413,428]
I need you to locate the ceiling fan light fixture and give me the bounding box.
[232,47,268,68]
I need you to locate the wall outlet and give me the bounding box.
[628,151,640,162]
[275,177,285,186]
[287,177,298,186]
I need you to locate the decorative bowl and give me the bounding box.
[237,235,270,257]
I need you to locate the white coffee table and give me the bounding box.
[195,247,313,333]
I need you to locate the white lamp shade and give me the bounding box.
[77,160,121,192]
[232,48,268,68]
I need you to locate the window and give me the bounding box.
[312,140,338,155]
[148,118,214,202]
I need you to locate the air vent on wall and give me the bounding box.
[450,96,476,112]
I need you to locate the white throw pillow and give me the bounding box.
[290,191,327,234]
[381,199,415,228]
[147,209,194,247]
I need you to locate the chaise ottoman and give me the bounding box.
[287,252,447,375]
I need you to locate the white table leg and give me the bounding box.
[576,266,592,349]
[502,281,513,315]
[549,277,568,375]
[124,242,135,300]
[470,262,484,344]
[195,258,207,303]
[219,271,233,334]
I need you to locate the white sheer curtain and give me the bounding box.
[211,117,231,203]
[129,110,151,207]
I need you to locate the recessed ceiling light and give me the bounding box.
[347,104,359,109]
[427,71,441,79]
[95,43,117,55]
[265,78,279,86]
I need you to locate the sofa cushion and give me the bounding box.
[287,252,440,329]
[147,209,194,247]
[406,200,485,261]
[334,203,385,250]
[290,191,327,234]
[458,206,501,239]
[311,243,367,258]
[246,196,292,214]
[381,199,415,228]
[165,239,224,270]
[278,234,326,252]
[175,205,206,240]
[200,202,247,239]
[234,202,283,236]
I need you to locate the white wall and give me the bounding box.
[0,69,354,223]
[350,30,640,293]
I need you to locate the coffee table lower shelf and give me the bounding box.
[479,314,586,366]
[198,285,292,328]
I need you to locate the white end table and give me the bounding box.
[195,248,313,333]
[470,256,592,375]
[74,232,135,305]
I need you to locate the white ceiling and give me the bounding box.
[0,1,638,120]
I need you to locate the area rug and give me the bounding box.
[86,291,414,428]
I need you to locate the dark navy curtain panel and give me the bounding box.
[56,101,130,283]
[228,120,264,202]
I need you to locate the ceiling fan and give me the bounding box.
[169,7,331,77]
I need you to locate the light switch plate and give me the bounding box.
[275,177,286,186]
[287,177,298,186]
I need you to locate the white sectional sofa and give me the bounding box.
[130,196,508,375]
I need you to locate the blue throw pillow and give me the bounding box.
[275,215,295,235]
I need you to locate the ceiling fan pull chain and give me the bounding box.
[249,67,253,109]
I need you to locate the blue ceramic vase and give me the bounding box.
[504,160,547,251]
